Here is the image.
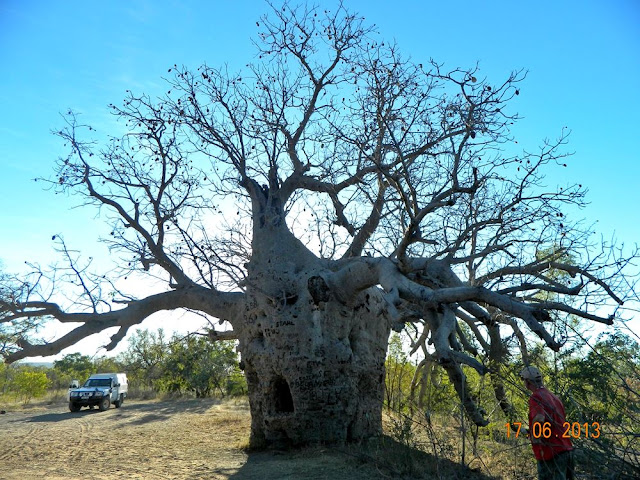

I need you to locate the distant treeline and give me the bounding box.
[0,329,246,404]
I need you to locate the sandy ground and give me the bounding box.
[0,398,495,480]
[0,398,392,480]
[1,398,244,479]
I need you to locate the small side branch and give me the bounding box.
[207,329,239,342]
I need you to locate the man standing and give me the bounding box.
[521,366,575,480]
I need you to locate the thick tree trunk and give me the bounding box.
[236,215,391,447]
[239,292,390,447]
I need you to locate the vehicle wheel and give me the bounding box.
[69,402,81,412]
[98,396,110,411]
[114,394,124,408]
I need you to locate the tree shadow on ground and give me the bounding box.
[116,398,222,425]
[25,398,223,425]
[26,408,97,423]
[224,435,498,480]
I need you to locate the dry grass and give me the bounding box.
[19,395,639,479]
[380,411,529,480]
[0,397,500,480]
[381,409,640,480]
[9,394,633,479]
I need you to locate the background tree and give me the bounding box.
[0,360,8,396]
[385,332,415,414]
[159,336,238,397]
[52,353,94,388]
[93,355,125,374]
[117,328,168,394]
[0,3,637,447]
[12,368,50,405]
[562,333,640,424]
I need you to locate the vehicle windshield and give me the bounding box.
[83,378,111,387]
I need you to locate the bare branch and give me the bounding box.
[2,285,243,362]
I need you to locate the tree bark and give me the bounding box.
[237,216,391,447]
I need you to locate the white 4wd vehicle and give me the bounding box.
[68,373,128,412]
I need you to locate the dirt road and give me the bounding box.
[2,398,448,480]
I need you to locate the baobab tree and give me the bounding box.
[1,3,637,447]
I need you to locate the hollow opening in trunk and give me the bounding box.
[273,377,294,413]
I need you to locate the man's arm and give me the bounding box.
[532,413,546,423]
[530,413,546,444]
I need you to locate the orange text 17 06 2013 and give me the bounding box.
[505,422,601,439]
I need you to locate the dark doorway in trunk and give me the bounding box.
[274,377,294,413]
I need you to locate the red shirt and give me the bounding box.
[528,387,573,461]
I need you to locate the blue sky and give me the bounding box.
[1,0,638,358]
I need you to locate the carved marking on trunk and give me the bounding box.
[308,275,330,304]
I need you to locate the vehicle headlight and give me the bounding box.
[70,392,78,397]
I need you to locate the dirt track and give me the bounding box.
[0,399,247,479]
[1,398,434,480]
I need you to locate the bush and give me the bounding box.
[12,369,50,404]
